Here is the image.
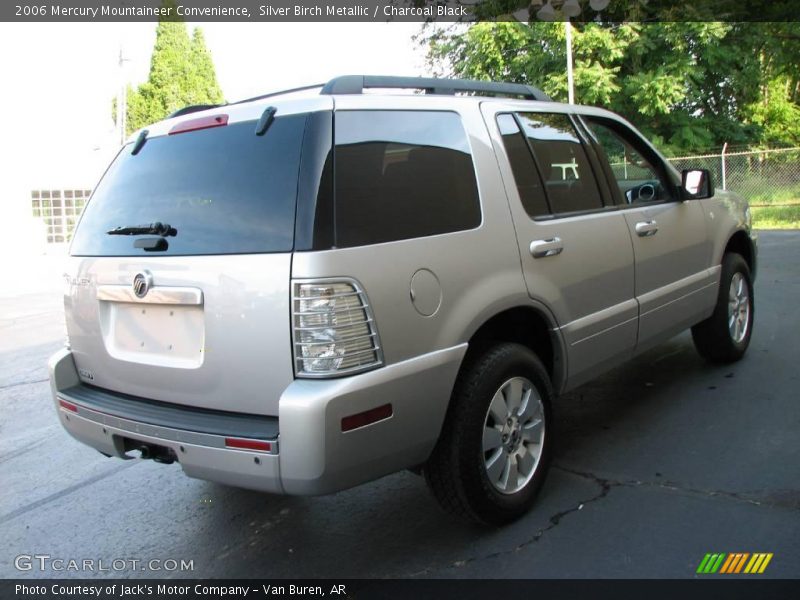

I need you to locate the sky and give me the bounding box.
[0,22,429,195]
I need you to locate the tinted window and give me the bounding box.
[583,117,673,204]
[70,115,306,256]
[497,114,549,217]
[334,111,481,247]
[517,113,603,214]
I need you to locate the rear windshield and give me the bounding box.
[70,114,307,256]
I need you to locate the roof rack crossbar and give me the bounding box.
[320,75,551,102]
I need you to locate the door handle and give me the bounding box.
[529,237,563,258]
[635,220,658,237]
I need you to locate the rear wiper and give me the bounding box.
[107,222,177,237]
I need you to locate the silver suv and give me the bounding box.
[49,76,756,524]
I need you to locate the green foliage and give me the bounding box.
[421,21,800,154]
[121,8,224,135]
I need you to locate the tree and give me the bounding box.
[421,21,800,154]
[120,11,224,135]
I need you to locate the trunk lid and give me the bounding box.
[64,254,291,416]
[64,111,310,416]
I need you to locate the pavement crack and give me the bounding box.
[407,470,614,577]
[408,463,798,577]
[554,465,796,511]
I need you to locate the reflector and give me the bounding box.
[341,404,393,432]
[224,438,272,452]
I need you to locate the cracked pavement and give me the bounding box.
[1,232,798,579]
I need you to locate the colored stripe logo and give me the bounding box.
[696,553,773,574]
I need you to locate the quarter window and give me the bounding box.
[333,110,481,247]
[497,114,549,217]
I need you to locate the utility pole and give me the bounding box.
[530,0,610,104]
[117,47,130,146]
[565,20,574,104]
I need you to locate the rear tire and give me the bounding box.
[424,343,553,525]
[691,253,754,363]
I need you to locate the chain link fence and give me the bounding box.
[666,146,800,205]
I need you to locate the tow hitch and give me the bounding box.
[121,437,178,464]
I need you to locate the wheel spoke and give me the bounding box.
[483,426,503,451]
[504,379,524,414]
[502,456,519,492]
[498,454,513,489]
[485,449,506,483]
[521,418,543,443]
[488,390,509,424]
[519,446,535,475]
[518,390,540,422]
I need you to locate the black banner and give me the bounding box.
[2,0,799,23]
[4,579,800,600]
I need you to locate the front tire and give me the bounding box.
[424,343,553,525]
[692,253,754,363]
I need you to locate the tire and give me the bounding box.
[424,343,553,525]
[691,253,754,363]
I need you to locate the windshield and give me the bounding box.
[70,114,307,256]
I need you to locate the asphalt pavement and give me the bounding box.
[1,231,798,579]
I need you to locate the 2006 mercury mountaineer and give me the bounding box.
[49,75,756,524]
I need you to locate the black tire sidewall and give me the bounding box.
[692,252,755,363]
[456,344,553,524]
[720,254,755,356]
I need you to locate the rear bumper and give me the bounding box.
[49,343,466,495]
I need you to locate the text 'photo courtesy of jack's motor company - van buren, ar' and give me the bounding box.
[15,583,349,597]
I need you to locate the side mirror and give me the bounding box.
[680,169,714,200]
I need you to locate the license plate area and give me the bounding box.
[98,301,205,369]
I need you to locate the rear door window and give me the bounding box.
[70,114,307,256]
[333,110,481,247]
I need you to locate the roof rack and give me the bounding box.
[168,104,222,118]
[320,75,551,102]
[168,76,551,119]
[229,83,326,106]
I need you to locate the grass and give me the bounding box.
[745,182,800,206]
[751,204,800,229]
[730,178,800,228]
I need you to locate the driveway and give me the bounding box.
[1,232,798,579]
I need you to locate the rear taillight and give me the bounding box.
[292,279,383,377]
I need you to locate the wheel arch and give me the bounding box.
[461,305,566,394]
[723,229,757,280]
